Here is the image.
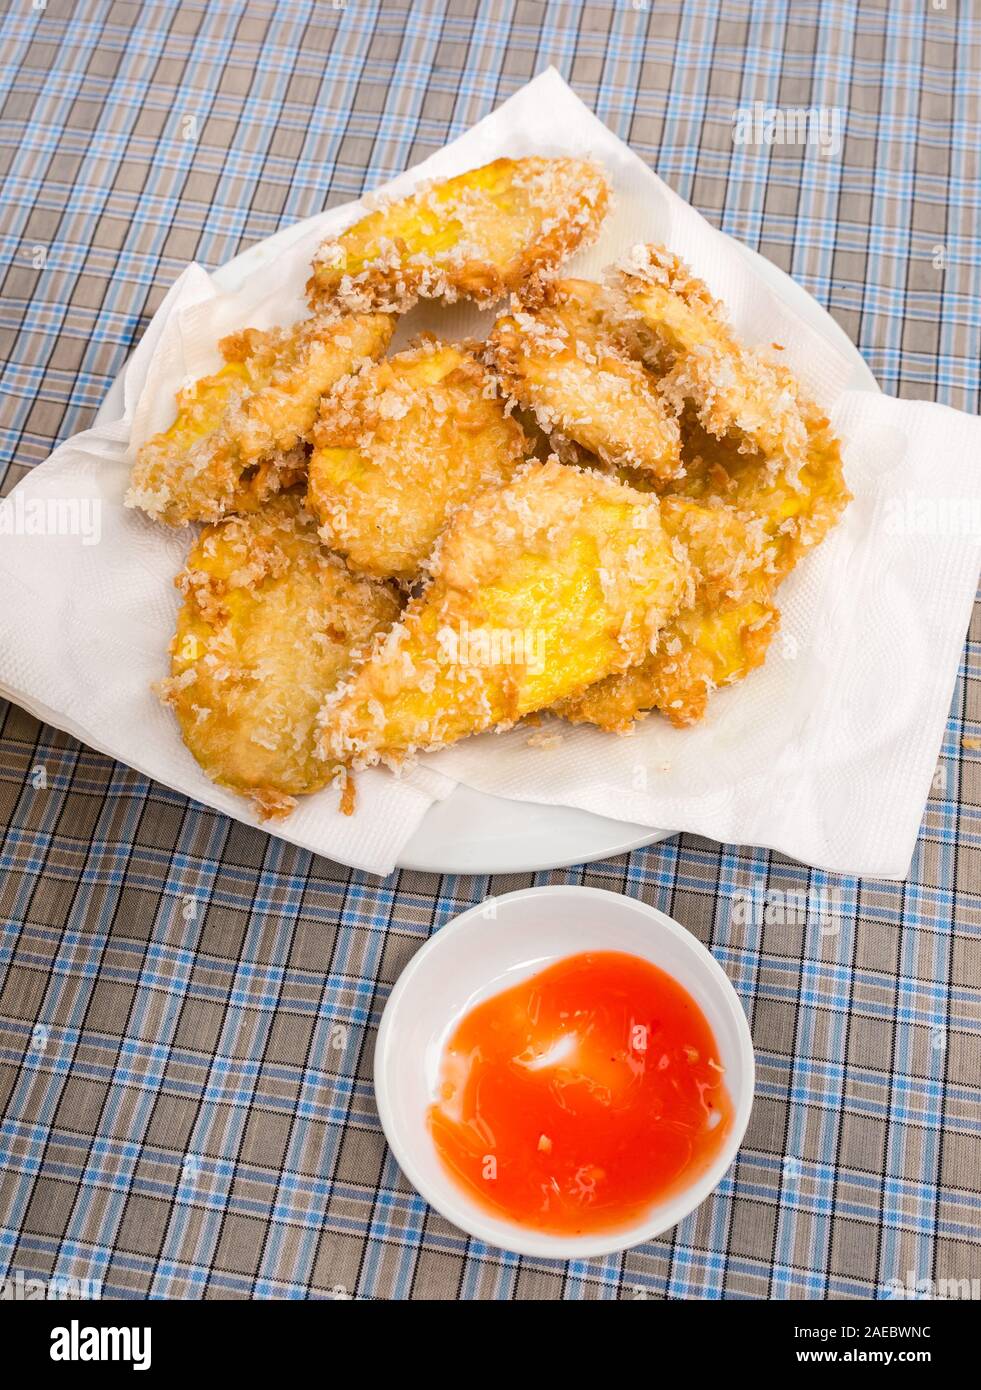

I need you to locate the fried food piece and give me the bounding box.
[128,313,394,526]
[319,460,692,767]
[614,244,809,470]
[489,279,683,480]
[675,397,851,580]
[557,599,778,731]
[308,340,529,582]
[159,494,399,818]
[307,157,610,313]
[556,395,849,731]
[556,497,779,731]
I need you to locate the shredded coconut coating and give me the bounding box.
[612,243,810,473]
[557,395,850,730]
[488,278,683,480]
[308,337,530,581]
[127,313,394,526]
[556,494,780,730]
[551,247,850,734]
[670,398,851,580]
[159,493,400,817]
[306,157,610,314]
[318,458,692,768]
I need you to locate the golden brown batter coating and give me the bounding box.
[614,244,810,472]
[673,400,851,580]
[489,278,683,480]
[308,339,530,582]
[128,313,394,526]
[319,460,692,768]
[556,495,779,730]
[307,157,610,313]
[555,398,849,731]
[159,494,399,817]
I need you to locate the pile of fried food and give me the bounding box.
[127,155,850,819]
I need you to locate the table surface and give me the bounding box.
[1,0,979,1301]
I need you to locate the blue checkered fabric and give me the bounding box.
[1,0,979,1300]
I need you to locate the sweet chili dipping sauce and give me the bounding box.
[428,950,733,1235]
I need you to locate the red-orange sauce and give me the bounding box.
[428,950,733,1236]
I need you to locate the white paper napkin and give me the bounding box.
[2,69,978,878]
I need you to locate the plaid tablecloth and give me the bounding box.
[1,0,979,1301]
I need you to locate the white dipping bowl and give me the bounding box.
[374,884,755,1260]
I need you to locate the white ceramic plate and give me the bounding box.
[374,885,756,1258]
[95,221,877,876]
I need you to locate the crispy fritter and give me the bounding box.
[159,494,400,818]
[557,600,779,732]
[128,313,394,526]
[556,496,779,731]
[489,279,683,480]
[614,244,809,470]
[307,157,610,314]
[319,459,692,768]
[556,395,849,731]
[308,339,530,582]
[675,396,851,580]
